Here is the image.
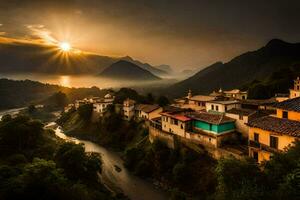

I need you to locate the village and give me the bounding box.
[64,77,300,163]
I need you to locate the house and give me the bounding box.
[290,77,300,99]
[240,98,277,110]
[225,108,257,138]
[186,112,236,148]
[123,98,136,120]
[247,97,300,163]
[135,104,163,120]
[223,89,248,100]
[210,88,248,100]
[206,100,240,113]
[161,111,192,137]
[173,90,216,111]
[92,94,114,114]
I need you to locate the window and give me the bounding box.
[211,105,214,110]
[174,119,178,125]
[254,133,259,142]
[270,136,278,149]
[242,96,246,100]
[282,111,288,119]
[225,106,227,111]
[239,114,243,120]
[253,151,258,162]
[216,105,219,111]
[297,85,300,90]
[181,124,184,129]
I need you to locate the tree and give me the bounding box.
[146,93,155,104]
[78,103,93,120]
[157,96,170,107]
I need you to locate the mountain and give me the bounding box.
[166,39,300,97]
[0,78,111,109]
[99,60,161,81]
[0,42,121,74]
[122,56,168,76]
[155,64,173,74]
[0,41,165,75]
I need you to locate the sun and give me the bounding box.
[59,42,71,52]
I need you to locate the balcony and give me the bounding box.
[248,140,281,154]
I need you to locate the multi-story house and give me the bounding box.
[206,100,240,113]
[123,98,136,120]
[223,89,248,100]
[290,77,300,99]
[247,97,300,163]
[135,104,163,120]
[173,90,216,111]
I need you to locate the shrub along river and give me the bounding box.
[0,109,168,200]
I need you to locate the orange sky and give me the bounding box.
[1,0,300,70]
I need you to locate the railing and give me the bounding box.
[248,140,281,153]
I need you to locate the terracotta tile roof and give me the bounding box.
[190,95,216,102]
[247,116,300,137]
[273,97,300,112]
[160,112,192,122]
[240,98,277,106]
[135,104,161,113]
[208,100,240,105]
[187,112,235,125]
[224,89,247,94]
[226,108,256,116]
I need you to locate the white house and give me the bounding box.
[135,104,163,120]
[206,100,240,113]
[225,108,256,138]
[93,94,114,114]
[161,111,192,137]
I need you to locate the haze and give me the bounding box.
[0,0,300,70]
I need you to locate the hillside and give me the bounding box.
[122,56,168,76]
[0,78,110,109]
[0,41,166,75]
[166,39,300,97]
[99,60,161,81]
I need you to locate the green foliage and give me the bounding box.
[44,91,68,110]
[0,115,117,200]
[0,115,44,152]
[157,95,170,107]
[78,103,93,120]
[55,142,102,183]
[114,88,146,104]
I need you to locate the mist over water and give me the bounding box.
[0,73,177,89]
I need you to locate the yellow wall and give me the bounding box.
[162,116,186,137]
[249,127,296,151]
[276,109,300,121]
[249,148,271,163]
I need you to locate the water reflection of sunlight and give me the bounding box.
[59,76,71,87]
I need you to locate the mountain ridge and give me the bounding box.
[99,60,161,81]
[166,39,300,97]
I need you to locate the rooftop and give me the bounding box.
[161,111,192,122]
[208,100,240,105]
[240,98,277,106]
[247,116,300,137]
[135,104,161,113]
[226,108,256,116]
[273,97,300,112]
[190,95,216,102]
[224,89,247,94]
[187,112,235,125]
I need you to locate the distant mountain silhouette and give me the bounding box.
[155,64,173,74]
[99,60,161,81]
[166,39,300,97]
[0,42,165,75]
[122,56,168,76]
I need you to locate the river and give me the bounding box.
[0,109,169,200]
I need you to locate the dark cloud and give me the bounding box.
[0,0,300,69]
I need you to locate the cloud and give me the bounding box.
[25,24,58,45]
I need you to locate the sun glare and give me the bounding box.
[59,42,71,52]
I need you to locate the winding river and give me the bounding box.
[0,110,169,200]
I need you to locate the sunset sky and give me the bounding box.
[1,0,300,70]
